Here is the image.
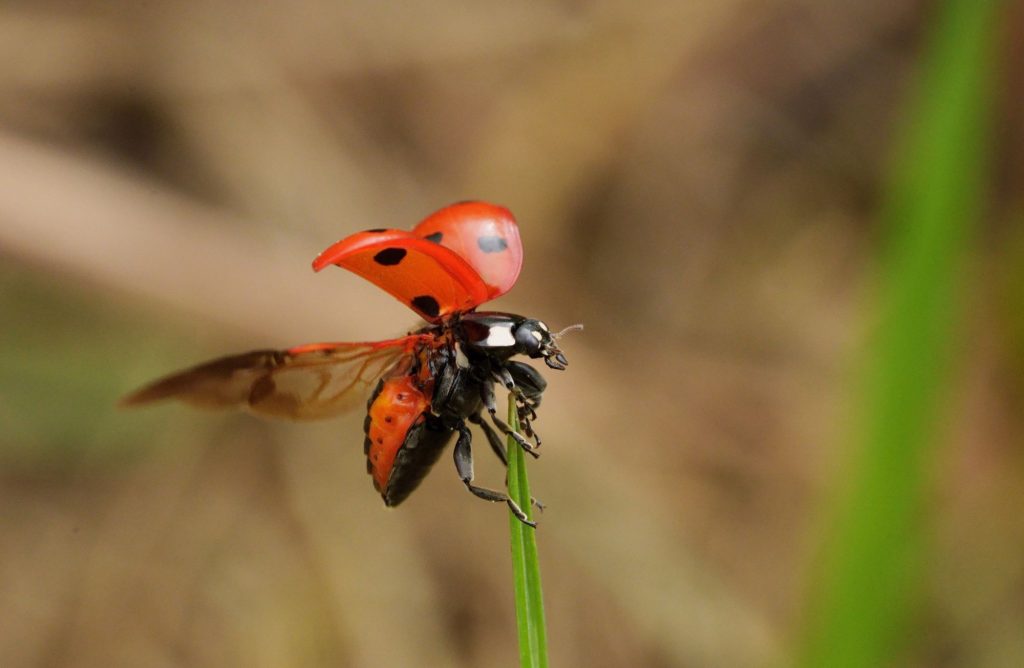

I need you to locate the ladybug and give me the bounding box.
[122,201,572,526]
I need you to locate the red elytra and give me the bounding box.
[122,201,569,526]
[312,201,522,321]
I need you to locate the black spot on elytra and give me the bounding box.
[366,228,387,233]
[478,235,507,253]
[424,231,443,244]
[411,295,441,318]
[373,248,407,266]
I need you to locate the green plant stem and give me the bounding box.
[507,392,549,668]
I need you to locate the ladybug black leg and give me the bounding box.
[511,398,540,449]
[494,368,540,427]
[518,400,539,421]
[480,379,538,458]
[495,364,546,449]
[520,414,542,449]
[506,361,546,407]
[495,366,516,390]
[453,422,535,528]
[469,413,545,511]
[469,412,507,466]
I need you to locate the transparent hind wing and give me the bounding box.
[121,335,426,420]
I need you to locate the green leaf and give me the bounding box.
[797,0,1001,666]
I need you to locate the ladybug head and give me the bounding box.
[513,319,569,370]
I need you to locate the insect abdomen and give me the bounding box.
[382,417,453,506]
[363,375,452,506]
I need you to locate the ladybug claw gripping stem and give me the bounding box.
[502,424,538,458]
[480,379,538,458]
[506,499,537,527]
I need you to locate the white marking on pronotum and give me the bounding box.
[483,323,516,347]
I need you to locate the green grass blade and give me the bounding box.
[507,393,549,668]
[797,0,1000,666]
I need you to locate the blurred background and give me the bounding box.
[0,1,1020,666]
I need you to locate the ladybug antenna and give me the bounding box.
[553,323,584,340]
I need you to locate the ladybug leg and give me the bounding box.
[490,367,543,443]
[469,413,545,511]
[480,378,538,458]
[453,422,536,528]
[520,414,542,449]
[469,412,507,466]
[492,368,543,448]
[494,366,516,391]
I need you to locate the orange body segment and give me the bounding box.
[365,375,431,493]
